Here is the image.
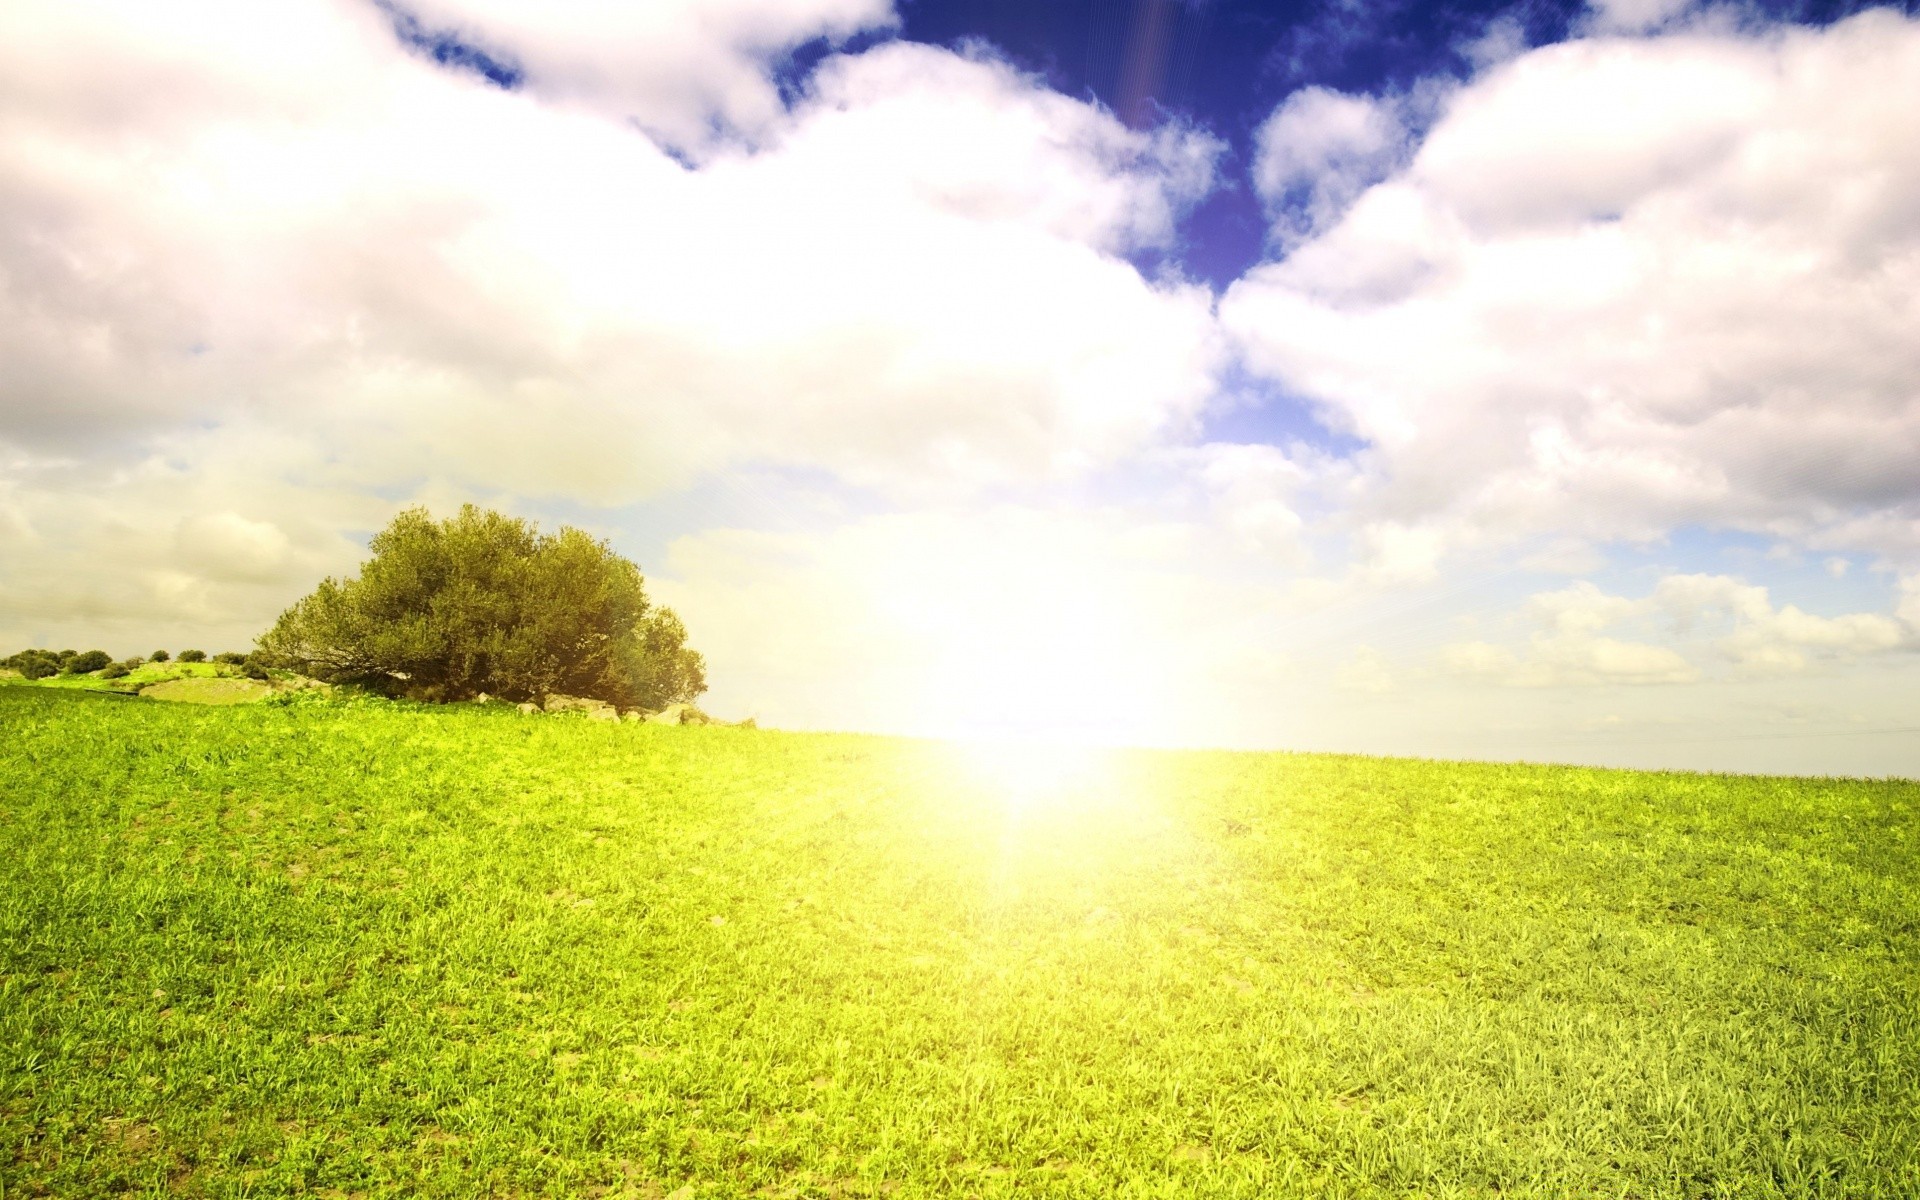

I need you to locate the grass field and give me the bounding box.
[3,687,1916,1198]
[1,660,256,701]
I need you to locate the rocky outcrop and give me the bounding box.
[646,703,710,726]
[543,694,617,718]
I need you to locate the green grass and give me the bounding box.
[134,677,275,706]
[2,661,249,699]
[3,688,1916,1198]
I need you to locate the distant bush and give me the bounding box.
[55,649,77,666]
[259,504,705,709]
[178,650,207,663]
[101,661,132,680]
[4,649,60,680]
[212,652,247,666]
[149,650,171,663]
[242,652,272,681]
[65,650,112,674]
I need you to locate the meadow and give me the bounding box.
[2,686,1916,1198]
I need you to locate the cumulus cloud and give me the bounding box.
[1440,633,1698,688]
[0,0,1225,560]
[1252,87,1407,244]
[1225,11,1920,571]
[1444,571,1917,688]
[396,0,896,152]
[1584,0,1697,36]
[1653,573,1913,670]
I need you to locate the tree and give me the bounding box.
[4,649,59,680]
[178,650,207,663]
[149,650,171,663]
[65,649,112,674]
[258,505,705,708]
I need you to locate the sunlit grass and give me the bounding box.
[3,687,1916,1197]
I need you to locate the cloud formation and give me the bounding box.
[0,0,1229,606]
[1226,10,1920,573]
[397,0,895,151]
[1442,572,1918,688]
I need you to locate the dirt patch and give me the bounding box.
[140,678,274,705]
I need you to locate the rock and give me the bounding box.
[516,702,540,715]
[621,711,648,723]
[473,692,490,704]
[543,693,616,718]
[647,702,709,726]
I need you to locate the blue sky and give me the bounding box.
[1,0,1917,773]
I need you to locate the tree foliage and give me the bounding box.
[258,505,705,708]
[3,650,59,680]
[64,650,112,674]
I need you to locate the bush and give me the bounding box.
[5,649,59,680]
[149,650,171,663]
[242,652,272,681]
[212,651,247,666]
[101,661,132,680]
[178,650,207,663]
[259,504,705,708]
[65,650,112,674]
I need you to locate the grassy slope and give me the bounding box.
[2,661,248,699]
[2,689,1916,1199]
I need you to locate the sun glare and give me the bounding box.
[953,737,1113,815]
[879,534,1173,750]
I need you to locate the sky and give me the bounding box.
[2,0,1917,775]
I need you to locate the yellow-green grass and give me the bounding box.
[2,660,246,699]
[135,677,275,706]
[2,688,1915,1198]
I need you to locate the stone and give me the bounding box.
[647,703,709,726]
[517,702,539,715]
[543,693,617,718]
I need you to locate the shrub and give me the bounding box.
[150,650,171,663]
[242,652,272,681]
[178,650,207,663]
[101,661,132,680]
[6,650,59,680]
[259,504,705,708]
[212,651,247,666]
[65,650,112,674]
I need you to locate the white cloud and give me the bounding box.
[1442,572,1916,689]
[1440,629,1699,688]
[398,0,896,152]
[1224,11,1920,565]
[1252,87,1406,243]
[1529,580,1644,635]
[1653,572,1913,670]
[0,1,1224,532]
[1585,0,1697,36]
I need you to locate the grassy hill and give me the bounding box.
[1,660,272,705]
[2,688,1915,1198]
